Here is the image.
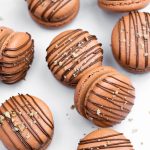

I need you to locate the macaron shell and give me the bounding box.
[46,29,103,86]
[84,73,135,127]
[27,0,79,27]
[0,31,34,84]
[98,0,150,12]
[77,128,133,150]
[74,66,117,117]
[112,12,150,73]
[0,94,54,150]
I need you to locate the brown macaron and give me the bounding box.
[98,0,150,12]
[0,26,34,84]
[77,128,133,150]
[46,29,103,86]
[26,0,80,27]
[0,94,54,150]
[112,11,150,73]
[74,66,135,127]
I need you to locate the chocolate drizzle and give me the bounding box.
[0,28,34,84]
[46,29,103,86]
[78,130,133,150]
[0,94,54,150]
[116,11,150,72]
[28,0,74,22]
[84,74,135,127]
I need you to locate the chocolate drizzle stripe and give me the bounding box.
[47,0,71,21]
[132,12,139,68]
[50,35,96,71]
[26,94,54,129]
[85,108,121,125]
[47,31,88,64]
[102,79,135,99]
[1,104,33,150]
[0,112,18,149]
[123,17,128,65]
[47,29,81,50]
[109,76,134,89]
[95,84,131,112]
[18,95,52,137]
[57,43,101,81]
[86,103,123,123]
[29,0,72,22]
[88,98,127,119]
[118,18,122,60]
[144,13,149,67]
[128,12,131,65]
[69,50,102,82]
[80,133,123,144]
[7,98,44,145]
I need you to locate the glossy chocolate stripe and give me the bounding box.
[52,35,97,73]
[29,0,72,22]
[0,111,19,149]
[79,133,123,144]
[7,98,44,145]
[1,104,33,150]
[85,108,121,125]
[86,102,124,122]
[26,94,54,129]
[18,95,52,138]
[47,30,88,63]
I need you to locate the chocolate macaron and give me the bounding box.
[26,0,80,27]
[112,12,150,73]
[77,128,133,150]
[46,29,103,86]
[0,26,34,84]
[98,0,150,12]
[0,94,54,150]
[74,66,135,127]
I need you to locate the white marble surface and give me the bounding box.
[0,0,150,149]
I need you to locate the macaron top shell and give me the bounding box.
[98,0,150,12]
[0,26,34,84]
[46,29,103,86]
[27,0,79,27]
[74,66,135,127]
[0,94,54,150]
[112,12,150,73]
[77,128,133,150]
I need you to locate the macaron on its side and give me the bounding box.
[27,0,80,28]
[74,66,117,118]
[74,66,135,127]
[77,128,134,150]
[0,94,54,150]
[46,29,103,86]
[112,11,150,73]
[98,0,150,12]
[0,28,34,84]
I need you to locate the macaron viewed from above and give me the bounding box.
[77,128,134,150]
[112,11,150,73]
[0,94,54,150]
[0,26,34,84]
[74,66,135,127]
[26,0,80,27]
[98,0,150,12]
[46,29,103,86]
